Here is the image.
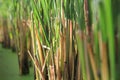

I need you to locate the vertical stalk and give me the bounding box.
[98,32,109,80]
[103,0,115,79]
[76,31,87,80]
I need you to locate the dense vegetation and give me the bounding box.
[0,0,120,80]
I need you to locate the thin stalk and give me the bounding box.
[28,50,45,80]
[35,28,45,67]
[76,31,87,80]
[103,0,116,79]
[87,42,99,80]
[69,20,74,80]
[98,32,109,80]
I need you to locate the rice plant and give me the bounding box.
[0,0,120,80]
